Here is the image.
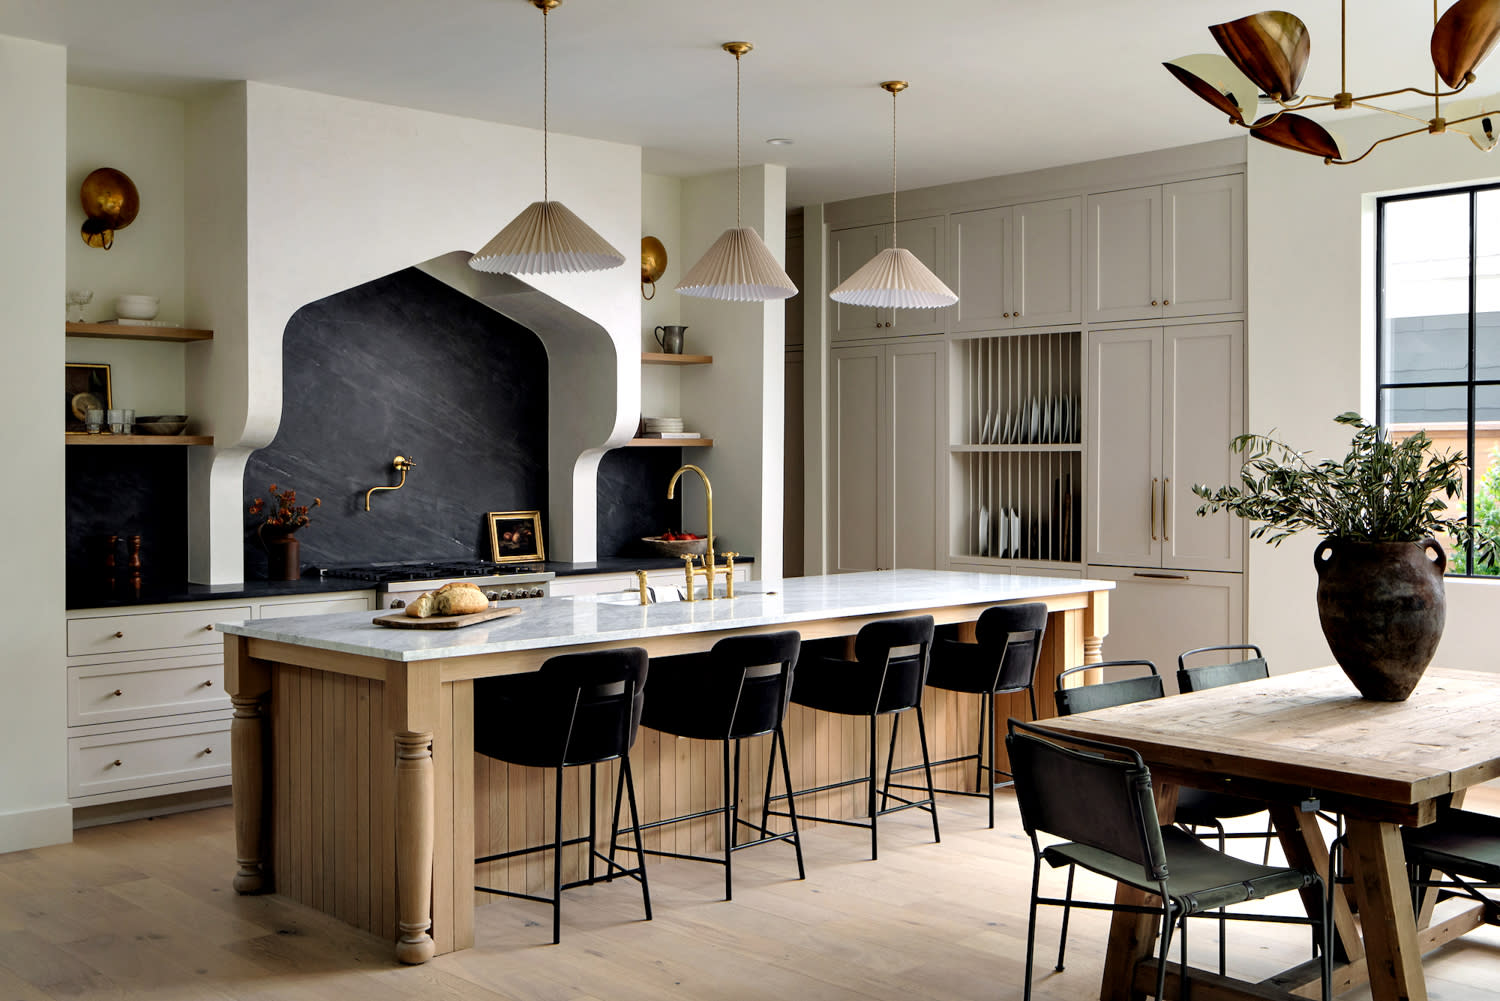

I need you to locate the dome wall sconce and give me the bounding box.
[79,167,140,250]
[641,236,667,299]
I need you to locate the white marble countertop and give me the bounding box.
[216,570,1113,663]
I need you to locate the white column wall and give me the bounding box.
[1247,118,1500,674]
[0,34,73,850]
[678,165,786,579]
[185,82,641,579]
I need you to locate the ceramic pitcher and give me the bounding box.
[654,325,687,354]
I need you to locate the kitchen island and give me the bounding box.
[217,570,1112,963]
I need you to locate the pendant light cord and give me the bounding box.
[736,50,743,230]
[543,4,550,203]
[891,86,899,250]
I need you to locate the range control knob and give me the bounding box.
[484,591,500,602]
[389,598,406,609]
[530,587,546,598]
[498,590,516,601]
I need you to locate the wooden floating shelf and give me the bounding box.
[641,352,712,366]
[626,437,713,448]
[66,321,214,343]
[949,443,1082,453]
[67,435,215,446]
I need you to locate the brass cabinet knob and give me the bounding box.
[1002,312,1010,318]
[203,747,213,755]
[112,689,123,697]
[1151,299,1159,306]
[113,631,124,639]
[1163,299,1170,305]
[203,680,213,688]
[203,624,214,631]
[111,759,122,767]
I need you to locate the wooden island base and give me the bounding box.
[221,573,1110,962]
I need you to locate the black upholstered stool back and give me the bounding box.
[641,631,801,741]
[977,602,1049,694]
[853,614,936,714]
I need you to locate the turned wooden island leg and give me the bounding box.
[1084,589,1108,667]
[395,730,437,964]
[226,636,272,894]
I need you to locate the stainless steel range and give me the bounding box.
[316,560,555,610]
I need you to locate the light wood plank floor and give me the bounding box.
[0,789,1495,1000]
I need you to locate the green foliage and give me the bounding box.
[1450,446,1500,576]
[1192,412,1499,571]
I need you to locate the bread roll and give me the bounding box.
[405,592,437,618]
[435,581,488,615]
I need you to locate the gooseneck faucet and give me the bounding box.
[667,463,715,570]
[666,464,738,600]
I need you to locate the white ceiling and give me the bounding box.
[0,1,1477,205]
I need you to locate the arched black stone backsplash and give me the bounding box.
[243,267,549,577]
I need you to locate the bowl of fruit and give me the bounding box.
[641,531,708,558]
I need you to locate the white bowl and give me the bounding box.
[115,294,159,320]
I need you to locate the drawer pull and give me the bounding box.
[113,631,125,639]
[111,759,122,767]
[202,747,213,755]
[203,680,214,688]
[111,689,123,697]
[1133,571,1191,580]
[203,624,214,632]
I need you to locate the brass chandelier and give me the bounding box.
[1165,0,1500,164]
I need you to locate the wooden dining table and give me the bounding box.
[1034,666,1500,1001]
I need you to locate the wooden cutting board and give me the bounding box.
[371,606,523,630]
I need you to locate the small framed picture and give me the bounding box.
[65,362,112,434]
[487,510,545,563]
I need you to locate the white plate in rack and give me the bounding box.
[978,506,990,557]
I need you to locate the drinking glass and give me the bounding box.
[85,408,104,434]
[107,408,125,434]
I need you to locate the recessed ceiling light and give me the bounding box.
[765,137,794,145]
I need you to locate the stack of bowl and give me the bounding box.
[134,414,188,435]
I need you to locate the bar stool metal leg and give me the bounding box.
[552,764,565,944]
[916,705,941,844]
[776,726,806,880]
[869,713,879,860]
[622,757,652,921]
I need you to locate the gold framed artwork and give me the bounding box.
[487,510,545,563]
[65,362,112,434]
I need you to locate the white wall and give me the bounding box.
[0,34,73,851]
[1247,117,1500,674]
[641,173,682,418]
[678,165,786,578]
[184,82,642,580]
[66,85,189,417]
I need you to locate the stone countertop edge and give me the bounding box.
[65,555,757,610]
[216,570,1113,664]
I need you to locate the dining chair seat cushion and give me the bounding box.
[1043,824,1313,914]
[1403,808,1500,882]
[1175,787,1267,826]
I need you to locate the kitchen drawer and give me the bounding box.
[68,654,229,727]
[67,605,251,657]
[255,595,371,619]
[68,717,232,799]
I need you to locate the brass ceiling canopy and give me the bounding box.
[641,236,667,299]
[79,167,139,250]
[1166,0,1500,164]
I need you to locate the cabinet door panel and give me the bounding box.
[1014,196,1082,327]
[1163,175,1244,317]
[829,346,885,572]
[1086,186,1163,323]
[1087,567,1244,695]
[830,224,888,340]
[888,215,950,338]
[1087,329,1163,566]
[887,343,943,570]
[1163,322,1244,571]
[950,207,1012,332]
[784,351,805,577]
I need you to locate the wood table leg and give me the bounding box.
[226,637,271,894]
[395,730,437,964]
[1345,818,1427,1001]
[1416,790,1464,931]
[1099,780,1177,1001]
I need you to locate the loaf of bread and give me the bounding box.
[405,591,438,618]
[435,581,489,615]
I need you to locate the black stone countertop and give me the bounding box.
[67,555,755,610]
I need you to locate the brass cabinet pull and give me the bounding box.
[113,631,124,639]
[1151,299,1159,306]
[1133,571,1190,580]
[111,689,123,697]
[203,680,214,688]
[1150,478,1159,540]
[1163,299,1171,305]
[203,624,214,631]
[203,747,213,755]
[1163,477,1170,541]
[111,759,122,767]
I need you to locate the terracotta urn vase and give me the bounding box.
[1313,538,1446,701]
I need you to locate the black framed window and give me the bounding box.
[1377,183,1500,577]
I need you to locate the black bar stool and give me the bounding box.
[769,615,940,860]
[472,648,652,944]
[890,602,1047,828]
[617,630,805,900]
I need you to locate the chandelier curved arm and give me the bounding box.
[1354,101,1439,125]
[1348,75,1474,106]
[1327,124,1434,165]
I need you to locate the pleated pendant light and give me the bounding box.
[469,0,625,275]
[676,42,798,302]
[830,82,957,309]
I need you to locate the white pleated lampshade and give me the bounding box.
[829,247,958,308]
[676,226,798,301]
[468,200,626,275]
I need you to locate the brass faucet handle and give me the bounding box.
[635,569,651,606]
[680,553,699,568]
[720,551,738,561]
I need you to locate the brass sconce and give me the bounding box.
[364,455,416,511]
[79,167,140,250]
[641,236,667,300]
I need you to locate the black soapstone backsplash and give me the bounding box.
[67,445,188,600]
[596,446,684,558]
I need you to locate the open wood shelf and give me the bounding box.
[66,322,214,343]
[641,352,712,365]
[66,435,214,446]
[626,437,713,448]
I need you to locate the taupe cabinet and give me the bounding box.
[950,196,1082,332]
[1084,321,1244,573]
[828,340,944,572]
[1088,566,1245,695]
[1085,175,1245,324]
[830,216,947,340]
